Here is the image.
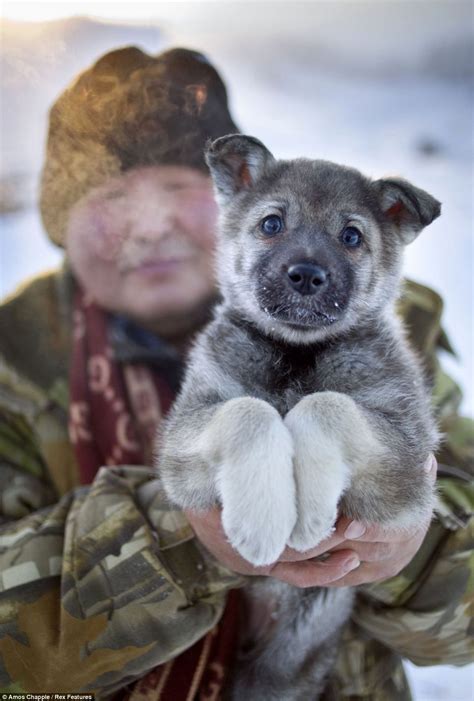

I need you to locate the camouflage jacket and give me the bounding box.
[0,267,472,699]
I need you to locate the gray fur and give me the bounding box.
[157,135,441,699]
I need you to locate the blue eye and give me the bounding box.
[341,226,362,247]
[260,215,283,236]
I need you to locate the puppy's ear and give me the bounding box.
[205,134,275,203]
[372,177,441,244]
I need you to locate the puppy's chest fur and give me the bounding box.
[206,311,390,415]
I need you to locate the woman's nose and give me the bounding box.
[130,212,177,242]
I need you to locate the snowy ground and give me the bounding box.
[1,3,473,699]
[405,661,474,701]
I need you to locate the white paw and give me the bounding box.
[222,491,296,566]
[287,509,337,552]
[216,399,297,566]
[284,398,350,553]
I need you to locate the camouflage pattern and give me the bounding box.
[0,268,472,698]
[0,465,241,695]
[326,494,473,700]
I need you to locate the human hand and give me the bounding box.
[186,504,361,586]
[322,453,438,587]
[186,454,437,589]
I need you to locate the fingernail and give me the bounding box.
[423,454,435,473]
[344,521,366,539]
[344,555,360,572]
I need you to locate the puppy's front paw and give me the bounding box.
[288,512,337,552]
[216,398,297,566]
[222,487,296,566]
[285,396,350,552]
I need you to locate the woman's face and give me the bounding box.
[66,165,218,325]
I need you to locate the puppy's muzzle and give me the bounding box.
[287,262,328,296]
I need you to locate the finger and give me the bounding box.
[278,531,346,562]
[271,550,360,588]
[328,539,398,563]
[334,515,395,543]
[326,557,409,587]
[341,519,400,544]
[186,506,223,531]
[338,515,431,545]
[330,519,430,562]
[334,456,437,545]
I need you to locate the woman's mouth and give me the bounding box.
[125,256,193,276]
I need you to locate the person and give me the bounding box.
[0,46,472,700]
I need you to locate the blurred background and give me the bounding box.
[0,1,473,696]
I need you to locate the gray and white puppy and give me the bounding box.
[157,135,440,699]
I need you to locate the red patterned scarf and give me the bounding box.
[69,288,174,482]
[69,287,239,700]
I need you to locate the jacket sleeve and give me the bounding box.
[353,473,473,666]
[353,281,472,666]
[0,410,242,696]
[352,325,474,667]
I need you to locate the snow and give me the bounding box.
[0,4,472,698]
[405,661,474,701]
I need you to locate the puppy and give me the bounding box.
[157,135,440,699]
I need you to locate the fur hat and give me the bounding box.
[40,46,238,246]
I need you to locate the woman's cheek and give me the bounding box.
[83,206,125,262]
[181,196,218,249]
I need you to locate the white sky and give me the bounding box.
[3,1,193,22]
[2,0,382,23]
[5,0,269,22]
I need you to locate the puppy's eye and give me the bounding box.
[341,226,362,247]
[260,215,283,236]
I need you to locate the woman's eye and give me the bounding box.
[341,226,362,247]
[104,189,126,201]
[260,215,284,236]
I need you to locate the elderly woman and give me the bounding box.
[0,47,471,700]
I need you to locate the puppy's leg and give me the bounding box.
[285,391,434,551]
[284,394,350,551]
[208,398,296,566]
[160,397,296,566]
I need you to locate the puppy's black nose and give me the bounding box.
[287,263,328,295]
